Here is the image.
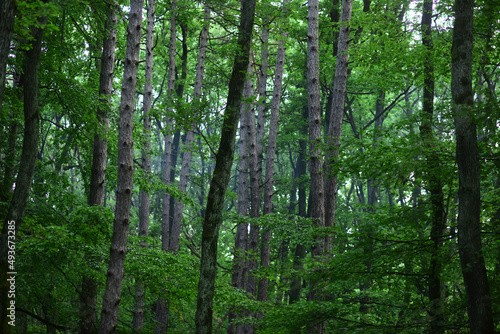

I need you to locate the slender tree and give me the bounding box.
[0,12,47,333]
[194,0,257,331]
[420,0,446,331]
[98,1,144,332]
[133,0,155,329]
[324,0,353,251]
[80,3,118,333]
[259,35,287,303]
[170,4,210,253]
[451,0,495,332]
[0,0,15,113]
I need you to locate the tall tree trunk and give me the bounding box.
[324,0,353,252]
[80,5,118,333]
[155,1,177,331]
[258,36,287,303]
[170,4,210,253]
[133,0,155,330]
[228,62,253,334]
[0,0,15,113]
[98,1,144,332]
[194,0,257,332]
[0,14,47,334]
[307,1,326,333]
[451,0,495,332]
[420,1,445,332]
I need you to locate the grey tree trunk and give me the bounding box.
[324,0,353,252]
[155,1,177,331]
[133,0,155,330]
[258,36,286,303]
[451,0,495,332]
[307,1,326,332]
[194,0,257,332]
[170,4,210,253]
[0,16,46,334]
[98,1,144,333]
[228,62,253,334]
[81,3,118,333]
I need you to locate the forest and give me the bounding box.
[0,0,499,333]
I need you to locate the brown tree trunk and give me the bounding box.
[324,0,353,252]
[98,1,144,332]
[155,1,178,331]
[258,36,286,303]
[133,0,155,330]
[0,14,47,334]
[451,0,495,332]
[194,0,257,332]
[307,1,326,332]
[80,5,118,333]
[170,4,210,253]
[228,62,253,334]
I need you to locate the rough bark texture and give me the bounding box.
[228,63,253,334]
[155,1,177,331]
[451,0,495,332]
[258,37,286,303]
[0,16,46,334]
[420,1,445,332]
[324,0,353,252]
[133,0,155,330]
[306,2,326,332]
[194,0,256,332]
[80,6,118,333]
[171,5,210,253]
[0,0,15,113]
[98,1,144,333]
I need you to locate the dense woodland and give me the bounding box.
[0,0,499,333]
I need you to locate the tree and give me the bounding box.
[1,11,48,333]
[194,0,257,332]
[0,0,15,113]
[451,0,495,332]
[98,0,144,332]
[81,3,118,333]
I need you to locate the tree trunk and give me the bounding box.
[170,4,210,253]
[451,0,495,332]
[133,0,155,330]
[0,14,47,334]
[80,5,118,333]
[324,0,353,252]
[98,1,144,332]
[155,1,177,331]
[307,1,326,332]
[0,0,15,113]
[228,62,253,334]
[420,1,446,332]
[258,36,286,303]
[194,0,257,332]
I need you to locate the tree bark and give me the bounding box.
[155,1,177,331]
[258,36,286,303]
[420,1,445,332]
[80,5,118,333]
[170,4,210,253]
[451,0,495,332]
[194,0,257,332]
[324,0,353,252]
[1,14,47,334]
[98,1,144,332]
[133,0,155,330]
[0,0,15,113]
